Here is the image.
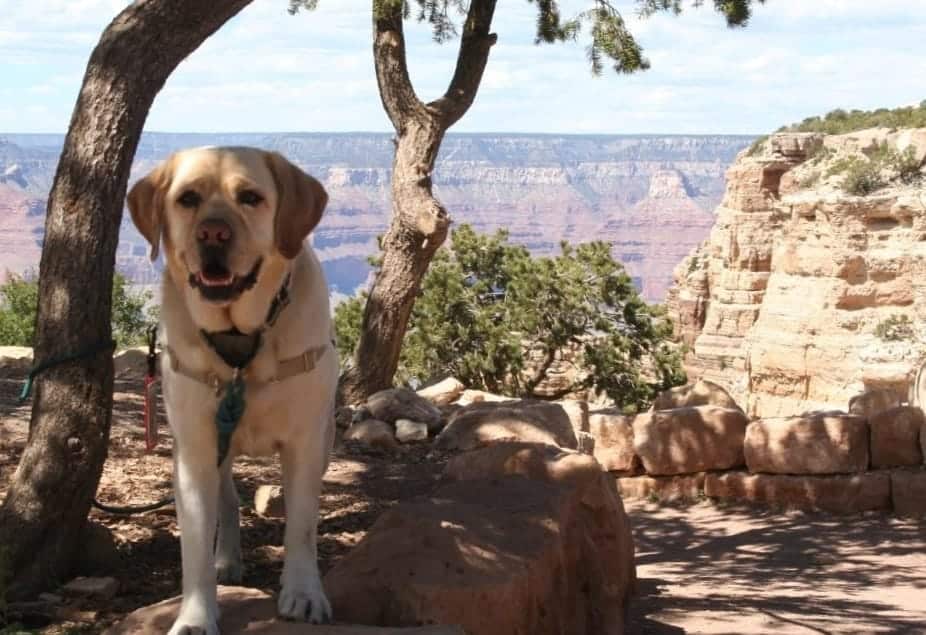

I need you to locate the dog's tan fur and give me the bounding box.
[128,147,338,634]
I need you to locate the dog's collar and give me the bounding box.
[199,272,292,371]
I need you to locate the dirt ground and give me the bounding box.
[626,499,926,634]
[1,364,925,634]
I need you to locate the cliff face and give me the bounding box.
[667,128,926,418]
[0,133,751,301]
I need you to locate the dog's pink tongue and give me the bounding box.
[197,271,234,287]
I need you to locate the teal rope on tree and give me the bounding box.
[19,339,117,402]
[215,374,246,467]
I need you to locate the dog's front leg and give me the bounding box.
[170,442,221,635]
[277,429,332,623]
[215,457,242,584]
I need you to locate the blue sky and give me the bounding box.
[1,0,924,135]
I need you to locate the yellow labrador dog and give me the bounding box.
[128,147,338,634]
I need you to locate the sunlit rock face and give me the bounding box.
[667,128,926,418]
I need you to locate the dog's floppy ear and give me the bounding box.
[264,151,328,260]
[127,161,172,261]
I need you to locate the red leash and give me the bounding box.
[143,325,160,453]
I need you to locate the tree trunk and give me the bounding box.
[0,0,252,599]
[339,0,497,404]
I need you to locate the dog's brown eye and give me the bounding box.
[177,190,201,209]
[237,190,264,207]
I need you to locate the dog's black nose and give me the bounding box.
[196,219,232,247]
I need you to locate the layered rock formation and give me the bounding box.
[667,128,926,417]
[0,133,751,301]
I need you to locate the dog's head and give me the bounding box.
[127,147,327,324]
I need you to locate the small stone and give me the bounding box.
[61,576,119,600]
[254,485,285,518]
[366,388,442,428]
[395,419,429,443]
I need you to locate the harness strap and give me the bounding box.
[164,343,329,393]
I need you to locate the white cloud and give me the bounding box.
[0,0,924,134]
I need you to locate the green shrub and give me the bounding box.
[842,159,886,196]
[336,224,685,410]
[0,272,155,347]
[780,102,926,135]
[874,314,915,341]
[745,135,768,157]
[895,146,923,184]
[798,170,821,189]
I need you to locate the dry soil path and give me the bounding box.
[625,499,926,635]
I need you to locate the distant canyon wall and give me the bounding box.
[0,133,751,301]
[667,128,926,418]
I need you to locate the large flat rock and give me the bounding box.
[632,406,748,475]
[102,587,465,634]
[704,470,891,513]
[744,414,869,475]
[325,444,634,634]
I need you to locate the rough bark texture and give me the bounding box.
[0,0,252,599]
[339,0,498,404]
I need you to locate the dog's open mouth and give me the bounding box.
[189,258,262,302]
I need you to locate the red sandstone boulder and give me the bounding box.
[632,406,748,475]
[434,400,578,451]
[869,406,924,468]
[848,388,902,418]
[588,410,638,473]
[891,469,926,517]
[615,473,705,501]
[651,379,742,412]
[325,443,635,635]
[744,415,869,475]
[704,471,890,513]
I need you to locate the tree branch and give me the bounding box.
[373,0,424,131]
[428,0,498,127]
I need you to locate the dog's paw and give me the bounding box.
[216,560,243,585]
[277,578,332,624]
[168,607,219,635]
[167,619,219,635]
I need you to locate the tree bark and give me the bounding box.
[339,0,498,404]
[0,0,252,599]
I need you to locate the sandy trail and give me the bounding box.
[625,499,926,634]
